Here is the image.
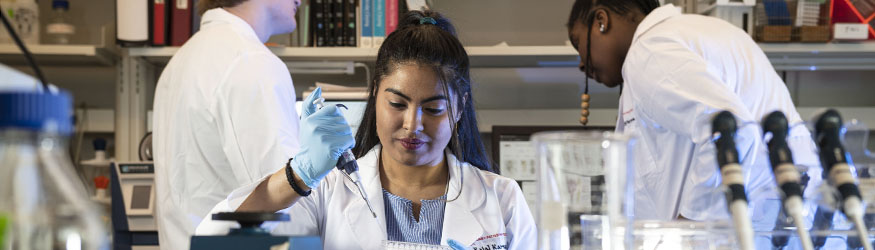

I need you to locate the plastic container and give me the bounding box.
[81,138,112,199]
[754,0,832,42]
[0,0,40,44]
[533,131,635,250]
[45,0,74,44]
[0,91,108,250]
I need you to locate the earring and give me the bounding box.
[599,24,605,32]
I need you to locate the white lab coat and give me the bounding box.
[617,4,822,227]
[152,8,300,250]
[196,146,537,249]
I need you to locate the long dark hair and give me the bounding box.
[567,0,659,89]
[352,10,493,173]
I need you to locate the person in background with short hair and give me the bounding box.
[152,0,303,249]
[196,10,536,249]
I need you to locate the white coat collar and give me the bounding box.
[343,145,487,248]
[631,4,681,44]
[199,8,262,44]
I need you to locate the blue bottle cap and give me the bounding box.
[93,138,107,151]
[52,0,69,10]
[0,91,74,135]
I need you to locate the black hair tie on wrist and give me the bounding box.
[285,158,312,197]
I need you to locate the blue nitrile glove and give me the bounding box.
[447,239,471,250]
[290,88,355,188]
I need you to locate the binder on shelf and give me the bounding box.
[344,0,356,46]
[192,0,201,34]
[360,0,372,47]
[374,0,386,46]
[300,0,311,47]
[324,0,334,46]
[354,0,361,47]
[151,0,170,46]
[313,0,326,46]
[324,0,335,46]
[170,0,193,46]
[385,0,397,35]
[333,0,344,46]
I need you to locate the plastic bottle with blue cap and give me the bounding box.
[46,0,75,44]
[0,91,108,250]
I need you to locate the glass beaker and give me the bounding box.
[533,131,634,250]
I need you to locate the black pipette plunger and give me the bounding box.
[712,111,755,250]
[814,109,872,250]
[763,111,814,250]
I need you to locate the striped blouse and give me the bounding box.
[383,189,447,245]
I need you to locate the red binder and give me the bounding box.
[385,0,397,35]
[151,0,169,46]
[170,0,193,46]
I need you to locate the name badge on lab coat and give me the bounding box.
[470,233,508,250]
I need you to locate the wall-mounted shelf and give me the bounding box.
[0,44,117,66]
[125,42,875,70]
[478,107,875,132]
[127,45,579,67]
[760,43,875,71]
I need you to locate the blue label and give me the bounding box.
[374,0,385,37]
[362,0,371,37]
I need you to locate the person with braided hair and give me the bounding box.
[567,0,821,244]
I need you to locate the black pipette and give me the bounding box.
[712,111,755,250]
[813,109,872,250]
[314,98,377,218]
[763,111,815,250]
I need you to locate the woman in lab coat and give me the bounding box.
[566,0,822,243]
[196,10,536,249]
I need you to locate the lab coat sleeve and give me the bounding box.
[629,36,757,145]
[195,175,272,235]
[498,179,537,249]
[195,170,336,236]
[268,170,336,236]
[213,51,301,186]
[628,36,764,169]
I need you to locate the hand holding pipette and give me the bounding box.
[312,95,378,219]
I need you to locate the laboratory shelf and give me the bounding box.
[759,42,875,71]
[126,43,875,69]
[127,45,580,67]
[0,44,117,66]
[477,107,875,132]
